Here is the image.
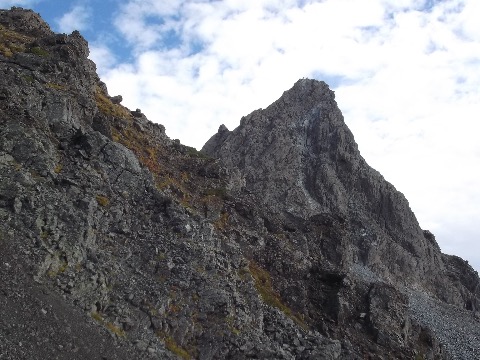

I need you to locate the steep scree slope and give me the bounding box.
[0,7,479,360]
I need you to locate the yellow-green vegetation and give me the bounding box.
[110,121,164,180]
[226,314,241,335]
[91,312,126,338]
[95,195,110,207]
[27,46,49,57]
[91,311,103,322]
[238,266,250,281]
[248,261,308,330]
[168,302,181,314]
[22,75,34,83]
[156,252,166,261]
[105,322,127,338]
[0,24,32,57]
[214,212,229,230]
[46,82,67,91]
[95,88,132,119]
[156,175,192,208]
[185,145,209,159]
[204,187,227,199]
[29,169,44,179]
[40,230,50,240]
[54,163,63,174]
[108,119,196,210]
[103,85,222,216]
[47,259,68,277]
[157,331,192,360]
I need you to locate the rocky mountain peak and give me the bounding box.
[1,7,480,360]
[203,76,480,356]
[203,78,360,220]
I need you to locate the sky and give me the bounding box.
[1,0,479,272]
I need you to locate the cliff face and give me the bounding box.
[1,7,479,360]
[202,79,478,305]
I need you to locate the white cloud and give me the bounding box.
[89,44,117,72]
[96,0,480,271]
[55,5,91,33]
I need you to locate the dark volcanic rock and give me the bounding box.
[1,7,480,360]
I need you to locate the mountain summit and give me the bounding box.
[1,7,479,360]
[202,78,472,299]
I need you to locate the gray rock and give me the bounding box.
[110,95,123,104]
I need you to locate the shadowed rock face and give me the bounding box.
[1,7,480,360]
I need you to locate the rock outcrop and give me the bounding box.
[202,78,478,306]
[1,7,479,360]
[203,79,480,358]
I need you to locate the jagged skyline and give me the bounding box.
[1,0,479,272]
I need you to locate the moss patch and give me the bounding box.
[27,46,49,57]
[95,195,110,207]
[54,164,63,174]
[249,261,308,330]
[95,88,132,119]
[22,75,34,83]
[91,312,126,338]
[213,211,229,230]
[204,187,227,199]
[185,145,210,159]
[0,24,32,57]
[46,82,67,91]
[164,336,191,360]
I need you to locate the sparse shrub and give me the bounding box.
[0,43,13,57]
[95,195,110,207]
[91,312,126,338]
[28,46,49,57]
[105,322,126,338]
[46,82,66,91]
[95,88,132,119]
[226,314,241,335]
[46,254,68,277]
[0,25,31,57]
[249,261,307,329]
[54,164,62,174]
[163,335,191,360]
[184,145,209,159]
[214,211,229,230]
[91,311,103,322]
[204,187,227,199]
[22,75,34,83]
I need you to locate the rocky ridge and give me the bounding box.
[0,7,479,360]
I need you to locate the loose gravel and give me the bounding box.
[408,290,480,359]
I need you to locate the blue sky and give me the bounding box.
[2,0,480,273]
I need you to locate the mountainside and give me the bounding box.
[1,7,479,360]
